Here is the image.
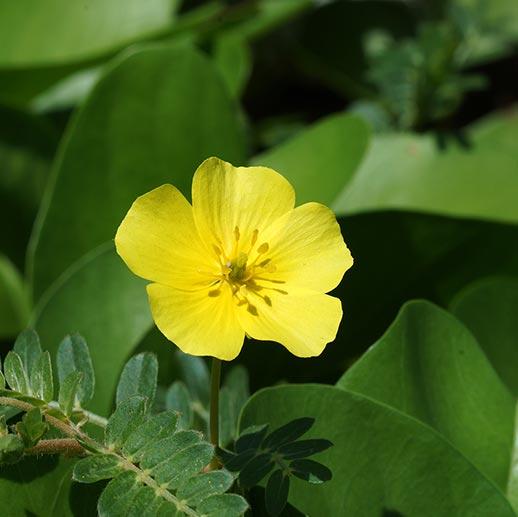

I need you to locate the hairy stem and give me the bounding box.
[25,439,85,457]
[0,397,76,438]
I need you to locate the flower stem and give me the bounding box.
[209,358,222,469]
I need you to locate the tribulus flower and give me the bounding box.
[115,157,353,360]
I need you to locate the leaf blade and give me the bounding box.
[57,333,95,404]
[116,352,158,407]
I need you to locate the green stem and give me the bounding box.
[209,358,222,469]
[48,401,108,428]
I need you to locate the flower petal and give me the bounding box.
[147,283,245,361]
[258,202,353,293]
[115,185,216,289]
[192,157,295,254]
[237,288,342,357]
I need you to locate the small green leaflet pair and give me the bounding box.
[219,417,333,516]
[0,329,248,517]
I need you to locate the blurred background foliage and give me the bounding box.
[1,0,518,514]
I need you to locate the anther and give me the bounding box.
[250,229,259,247]
[257,242,269,254]
[234,226,240,241]
[208,289,221,297]
[213,244,222,256]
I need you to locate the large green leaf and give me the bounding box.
[451,277,518,396]
[333,109,518,224]
[0,255,30,339]
[337,300,515,491]
[29,44,246,300]
[0,457,75,517]
[32,244,151,415]
[251,106,518,226]
[252,112,370,205]
[0,106,55,266]
[240,385,515,516]
[0,0,179,67]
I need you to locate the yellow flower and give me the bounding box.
[115,157,353,361]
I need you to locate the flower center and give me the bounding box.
[228,252,248,283]
[208,226,285,315]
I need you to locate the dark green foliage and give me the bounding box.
[219,417,333,516]
[265,470,290,517]
[235,424,269,453]
[262,418,313,450]
[239,453,275,488]
[277,439,332,460]
[290,459,332,484]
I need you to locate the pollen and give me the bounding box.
[209,226,286,314]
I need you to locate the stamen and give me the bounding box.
[209,225,285,311]
[249,229,259,251]
[254,277,286,284]
[257,242,269,254]
[258,258,271,267]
